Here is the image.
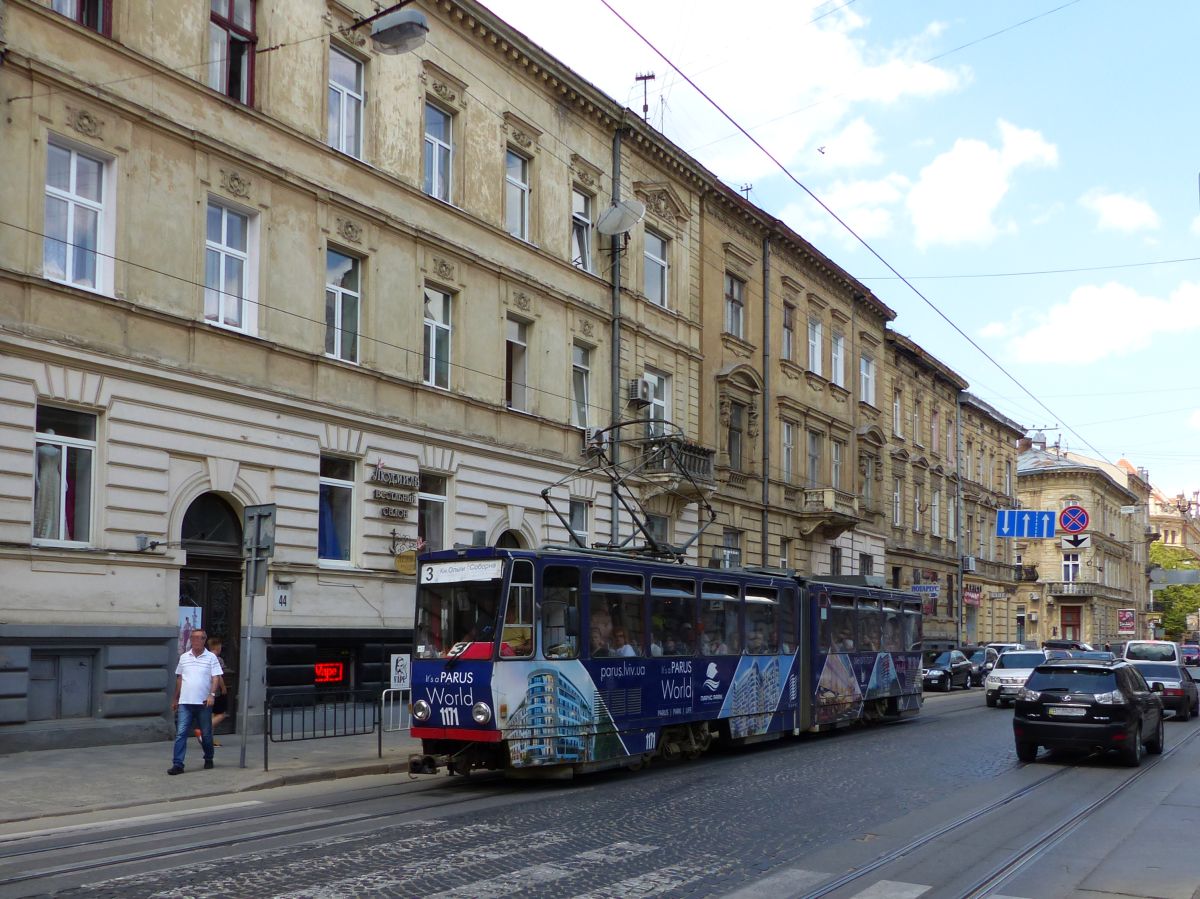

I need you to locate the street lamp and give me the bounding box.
[346,2,430,55]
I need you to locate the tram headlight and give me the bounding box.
[412,699,431,721]
[472,702,492,725]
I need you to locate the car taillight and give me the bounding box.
[1094,690,1126,705]
[1017,687,1040,701]
[1164,687,1184,696]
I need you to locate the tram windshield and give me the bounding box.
[415,579,502,658]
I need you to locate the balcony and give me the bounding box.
[1017,566,1039,582]
[1046,581,1131,602]
[639,436,716,501]
[970,558,1020,584]
[795,487,859,540]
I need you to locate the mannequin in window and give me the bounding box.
[34,433,62,538]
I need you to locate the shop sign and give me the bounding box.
[369,461,418,520]
[1118,608,1136,635]
[963,584,983,607]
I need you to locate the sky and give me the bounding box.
[479,0,1200,499]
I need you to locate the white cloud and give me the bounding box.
[778,173,911,241]
[815,118,882,169]
[983,281,1200,364]
[907,120,1057,248]
[1190,410,1200,431]
[1080,191,1160,232]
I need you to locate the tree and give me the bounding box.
[1149,543,1200,641]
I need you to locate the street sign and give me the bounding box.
[1061,534,1092,550]
[995,509,1057,539]
[1059,505,1089,533]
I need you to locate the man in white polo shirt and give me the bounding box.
[169,627,223,775]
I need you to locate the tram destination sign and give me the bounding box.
[420,559,505,583]
[995,509,1056,539]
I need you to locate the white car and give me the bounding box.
[984,649,1047,707]
[1123,640,1180,664]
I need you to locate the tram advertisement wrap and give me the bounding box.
[813,651,921,725]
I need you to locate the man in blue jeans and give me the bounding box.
[169,627,223,775]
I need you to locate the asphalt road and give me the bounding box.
[7,688,1198,899]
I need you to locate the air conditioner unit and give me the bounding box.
[1029,592,1040,601]
[1029,611,1038,622]
[628,377,653,406]
[962,555,976,573]
[581,427,607,455]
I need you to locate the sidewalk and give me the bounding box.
[0,729,429,827]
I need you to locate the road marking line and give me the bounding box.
[850,881,930,899]
[719,867,828,898]
[0,801,264,842]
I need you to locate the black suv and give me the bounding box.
[1013,658,1164,766]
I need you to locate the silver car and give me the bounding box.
[985,650,1047,707]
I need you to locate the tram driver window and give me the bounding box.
[829,600,855,652]
[701,581,740,655]
[903,604,923,650]
[592,571,644,657]
[500,559,534,658]
[779,587,797,653]
[541,565,580,660]
[857,599,881,652]
[745,589,778,654]
[650,577,696,656]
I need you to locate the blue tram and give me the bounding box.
[408,545,923,777]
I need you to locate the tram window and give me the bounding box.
[882,602,903,652]
[829,600,855,652]
[701,581,740,655]
[541,565,580,660]
[817,592,831,651]
[592,571,645,657]
[650,577,696,656]
[415,578,503,658]
[903,605,922,650]
[500,559,534,659]
[745,589,778,654]
[857,599,881,651]
[776,588,796,653]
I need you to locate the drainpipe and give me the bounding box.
[955,391,965,646]
[760,236,771,565]
[609,123,625,545]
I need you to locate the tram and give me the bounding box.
[408,544,923,777]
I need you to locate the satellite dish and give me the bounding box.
[595,199,646,236]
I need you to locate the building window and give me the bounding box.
[966,515,974,555]
[932,488,942,537]
[862,455,875,507]
[327,47,363,158]
[913,484,923,532]
[51,0,110,33]
[807,319,823,376]
[569,499,590,547]
[646,514,670,547]
[806,431,822,487]
[781,421,795,483]
[893,388,903,437]
[728,402,746,471]
[780,537,792,568]
[1063,552,1080,583]
[44,140,110,291]
[830,546,843,576]
[1005,460,1013,496]
[204,200,254,332]
[423,287,452,389]
[33,406,95,544]
[859,553,873,577]
[318,456,354,562]
[948,488,957,542]
[571,343,590,428]
[645,370,669,438]
[721,529,743,568]
[831,332,845,387]
[505,317,528,411]
[423,103,452,202]
[208,0,255,104]
[860,354,875,406]
[831,440,844,490]
[782,304,796,361]
[504,149,530,240]
[892,477,902,526]
[324,249,360,363]
[644,230,668,306]
[418,474,447,552]
[912,398,923,446]
[724,273,745,338]
[947,422,955,463]
[571,190,594,272]
[931,409,941,453]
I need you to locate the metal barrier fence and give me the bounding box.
[264,688,381,771]
[380,688,410,733]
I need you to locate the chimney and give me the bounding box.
[1031,431,1047,451]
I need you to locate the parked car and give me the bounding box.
[1070,650,1116,661]
[984,650,1047,707]
[922,649,973,692]
[1123,640,1180,663]
[1180,643,1200,665]
[1127,661,1199,721]
[987,642,1026,655]
[1013,658,1164,766]
[1042,639,1094,651]
[962,645,1000,686]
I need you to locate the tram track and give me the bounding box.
[0,775,511,892]
[796,720,1200,899]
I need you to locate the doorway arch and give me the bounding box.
[178,493,243,733]
[496,529,524,549]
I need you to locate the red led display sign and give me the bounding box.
[314,661,345,684]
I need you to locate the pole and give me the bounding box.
[954,392,964,647]
[609,123,624,545]
[760,235,771,565]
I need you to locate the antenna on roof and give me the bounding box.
[635,72,656,123]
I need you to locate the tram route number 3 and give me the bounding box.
[390,654,412,690]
